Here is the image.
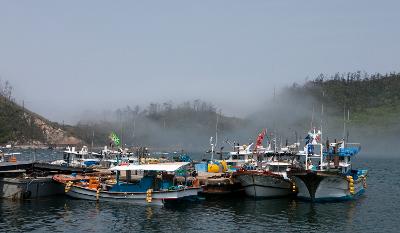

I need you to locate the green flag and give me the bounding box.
[109,132,120,146]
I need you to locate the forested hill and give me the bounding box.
[289,71,400,114]
[0,80,82,145]
[75,100,246,149]
[285,72,400,129]
[2,72,399,151]
[280,72,400,154]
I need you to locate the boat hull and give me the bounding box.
[234,172,292,198]
[199,176,244,196]
[0,177,64,200]
[290,171,366,201]
[65,185,201,206]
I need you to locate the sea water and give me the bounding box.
[0,150,399,233]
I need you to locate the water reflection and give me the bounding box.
[1,157,399,232]
[0,193,384,233]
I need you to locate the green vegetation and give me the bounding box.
[288,71,400,126]
[2,71,400,148]
[0,79,78,145]
[76,100,245,148]
[0,83,45,143]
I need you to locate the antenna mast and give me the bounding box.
[215,110,220,149]
[311,105,315,130]
[343,106,346,140]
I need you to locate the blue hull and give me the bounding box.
[298,188,365,202]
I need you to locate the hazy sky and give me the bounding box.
[1,1,399,123]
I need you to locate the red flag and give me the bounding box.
[256,129,267,148]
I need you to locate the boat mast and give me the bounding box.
[311,105,315,130]
[132,118,136,146]
[91,130,94,152]
[343,106,346,142]
[347,109,350,143]
[215,110,219,149]
[320,91,324,170]
[210,137,214,160]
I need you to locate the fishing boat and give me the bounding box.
[0,147,21,163]
[192,137,245,196]
[233,154,296,198]
[1,171,64,200]
[288,129,368,202]
[53,162,202,205]
[51,146,100,167]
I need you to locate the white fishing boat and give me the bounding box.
[289,129,368,201]
[233,159,295,198]
[54,162,202,205]
[232,129,298,198]
[51,146,100,167]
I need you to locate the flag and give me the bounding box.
[109,132,120,146]
[305,134,311,145]
[256,129,267,148]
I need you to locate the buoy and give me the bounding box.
[347,176,355,194]
[208,164,220,173]
[146,189,153,203]
[96,188,100,201]
[192,178,200,188]
[65,181,73,193]
[220,160,228,172]
[8,156,17,163]
[362,176,367,189]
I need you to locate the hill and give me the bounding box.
[0,80,82,146]
[287,72,400,129]
[2,71,399,153]
[75,100,246,150]
[275,71,400,154]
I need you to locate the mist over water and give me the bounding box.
[69,85,400,157]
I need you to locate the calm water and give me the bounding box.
[1,150,399,233]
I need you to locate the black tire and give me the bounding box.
[23,190,32,199]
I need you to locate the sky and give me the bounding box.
[1,0,399,124]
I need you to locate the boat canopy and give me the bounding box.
[266,161,292,166]
[109,162,190,172]
[324,147,361,157]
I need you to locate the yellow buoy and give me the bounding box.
[220,160,228,172]
[96,188,100,201]
[146,189,153,203]
[65,181,73,193]
[208,164,220,173]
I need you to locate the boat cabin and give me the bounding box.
[108,162,193,192]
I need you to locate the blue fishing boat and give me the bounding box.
[289,129,368,202]
[53,162,201,205]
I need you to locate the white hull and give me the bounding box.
[293,175,365,201]
[235,173,292,198]
[65,185,201,205]
[0,177,64,200]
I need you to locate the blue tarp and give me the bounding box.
[109,176,154,192]
[83,160,99,167]
[324,147,361,157]
[194,163,207,172]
